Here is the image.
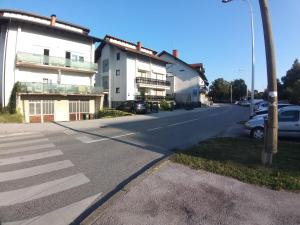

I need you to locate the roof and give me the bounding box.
[0,9,102,42]
[104,35,158,54]
[158,51,209,85]
[95,35,169,64]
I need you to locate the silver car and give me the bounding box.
[245,105,300,139]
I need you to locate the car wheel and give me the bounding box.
[251,127,264,140]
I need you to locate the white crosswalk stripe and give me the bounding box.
[0,150,63,166]
[2,193,101,225]
[0,143,56,155]
[0,160,74,182]
[0,133,44,142]
[0,132,97,225]
[0,138,49,148]
[0,173,90,206]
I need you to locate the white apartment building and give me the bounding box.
[0,9,103,123]
[158,50,209,105]
[95,35,171,108]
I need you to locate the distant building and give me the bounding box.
[95,35,171,108]
[158,50,209,105]
[0,9,103,122]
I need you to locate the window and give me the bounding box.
[71,54,84,62]
[116,69,120,76]
[116,52,120,60]
[29,100,41,115]
[137,70,148,78]
[116,87,120,93]
[69,101,89,113]
[43,100,54,115]
[279,110,300,122]
[79,56,84,62]
[80,101,89,113]
[102,59,109,73]
[102,76,109,90]
[43,49,49,65]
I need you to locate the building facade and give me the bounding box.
[158,50,209,105]
[95,35,171,108]
[0,10,103,122]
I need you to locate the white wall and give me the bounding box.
[160,53,204,103]
[0,22,95,106]
[96,44,167,106]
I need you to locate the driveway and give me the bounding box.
[92,161,300,225]
[0,105,249,224]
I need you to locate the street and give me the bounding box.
[0,105,248,224]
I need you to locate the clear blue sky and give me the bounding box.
[1,0,299,91]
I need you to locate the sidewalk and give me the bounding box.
[89,161,300,225]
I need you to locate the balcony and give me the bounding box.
[135,95,174,101]
[19,82,103,96]
[16,52,98,74]
[136,77,171,90]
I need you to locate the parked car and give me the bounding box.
[253,103,292,117]
[238,100,251,106]
[254,101,268,111]
[245,105,300,139]
[116,101,148,114]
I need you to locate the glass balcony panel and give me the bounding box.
[19,82,103,95]
[16,52,97,72]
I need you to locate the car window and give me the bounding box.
[279,110,300,122]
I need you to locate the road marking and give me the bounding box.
[76,135,94,143]
[82,132,136,144]
[0,173,90,207]
[166,118,200,127]
[0,132,36,138]
[0,150,63,166]
[0,134,44,143]
[0,160,74,182]
[3,193,101,225]
[0,143,56,155]
[147,127,163,132]
[0,138,49,148]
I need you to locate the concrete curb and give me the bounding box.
[78,156,172,225]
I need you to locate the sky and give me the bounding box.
[0,0,299,91]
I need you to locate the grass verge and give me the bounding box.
[96,109,132,119]
[171,137,300,191]
[0,112,23,123]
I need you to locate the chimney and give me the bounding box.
[172,49,179,58]
[50,14,56,26]
[137,41,142,51]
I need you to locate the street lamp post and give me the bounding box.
[222,0,255,116]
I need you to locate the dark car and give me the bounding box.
[116,101,148,114]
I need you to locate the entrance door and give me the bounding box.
[66,51,71,67]
[69,101,80,121]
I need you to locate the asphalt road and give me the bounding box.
[0,105,249,225]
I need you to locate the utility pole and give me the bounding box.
[259,0,278,166]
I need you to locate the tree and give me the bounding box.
[231,79,247,101]
[208,78,230,102]
[280,59,300,103]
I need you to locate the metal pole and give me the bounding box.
[259,0,278,166]
[222,0,255,115]
[245,0,256,117]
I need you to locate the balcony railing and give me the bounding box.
[135,95,174,101]
[136,77,170,87]
[19,82,103,95]
[16,52,98,73]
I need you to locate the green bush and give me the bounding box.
[7,82,21,114]
[0,112,23,123]
[95,109,131,119]
[159,100,170,111]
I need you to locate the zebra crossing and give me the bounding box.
[0,132,101,225]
